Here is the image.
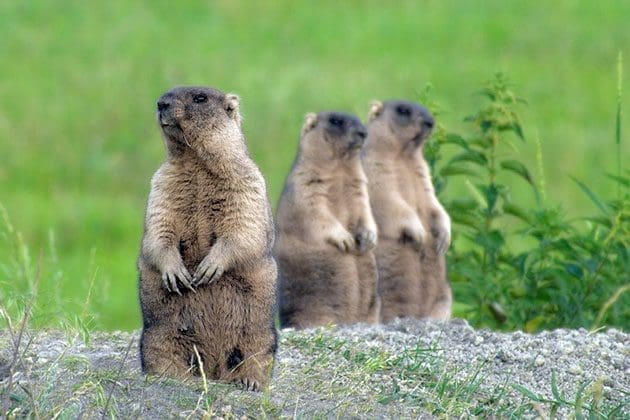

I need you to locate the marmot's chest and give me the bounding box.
[396,165,424,206]
[171,169,231,261]
[326,175,365,221]
[174,170,229,219]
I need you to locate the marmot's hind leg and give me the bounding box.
[140,326,193,378]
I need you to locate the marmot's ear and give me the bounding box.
[224,93,242,126]
[368,100,384,122]
[301,112,318,136]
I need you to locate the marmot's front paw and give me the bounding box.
[431,217,451,255]
[162,260,195,295]
[355,229,377,253]
[192,253,225,287]
[400,219,426,250]
[326,225,355,253]
[431,210,451,255]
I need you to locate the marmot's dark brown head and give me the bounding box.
[156,86,242,153]
[367,100,434,150]
[299,111,367,160]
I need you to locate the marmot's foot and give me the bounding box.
[430,217,451,255]
[234,377,261,392]
[400,219,426,251]
[326,225,355,253]
[355,228,377,253]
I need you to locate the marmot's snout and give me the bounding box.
[416,106,435,132]
[157,95,176,127]
[349,124,367,149]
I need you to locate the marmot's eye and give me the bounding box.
[329,116,343,127]
[396,105,411,117]
[193,93,208,104]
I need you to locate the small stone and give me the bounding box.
[568,364,583,375]
[495,350,510,363]
[534,356,545,367]
[474,336,484,345]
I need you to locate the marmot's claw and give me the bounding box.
[193,261,224,287]
[236,377,261,392]
[178,269,196,293]
[162,273,182,296]
[435,236,449,255]
[162,262,194,295]
[431,224,451,255]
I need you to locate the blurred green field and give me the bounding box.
[0,0,628,331]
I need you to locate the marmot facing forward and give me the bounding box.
[138,87,277,391]
[275,111,380,329]
[362,100,452,322]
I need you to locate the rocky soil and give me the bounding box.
[1,319,628,418]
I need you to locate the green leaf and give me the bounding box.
[500,160,534,185]
[449,150,488,166]
[605,173,629,188]
[584,216,612,228]
[440,163,479,178]
[512,384,543,402]
[565,263,583,279]
[448,198,480,211]
[479,184,500,212]
[513,122,525,141]
[451,214,481,229]
[569,176,610,216]
[524,316,545,333]
[550,370,564,401]
[503,203,532,224]
[443,133,470,149]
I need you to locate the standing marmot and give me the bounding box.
[362,100,452,322]
[275,111,380,329]
[138,86,277,391]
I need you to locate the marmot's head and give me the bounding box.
[156,86,242,154]
[367,100,434,150]
[299,111,367,160]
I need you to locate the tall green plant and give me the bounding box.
[425,73,628,332]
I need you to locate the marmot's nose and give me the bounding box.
[355,127,367,140]
[157,101,170,112]
[422,117,435,130]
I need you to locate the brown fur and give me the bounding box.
[362,100,452,322]
[275,111,380,329]
[138,86,277,391]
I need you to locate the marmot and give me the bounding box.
[361,100,452,322]
[138,86,277,391]
[274,111,380,329]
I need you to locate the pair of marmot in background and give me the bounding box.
[276,100,452,328]
[137,86,451,392]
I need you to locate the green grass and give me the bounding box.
[0,0,628,330]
